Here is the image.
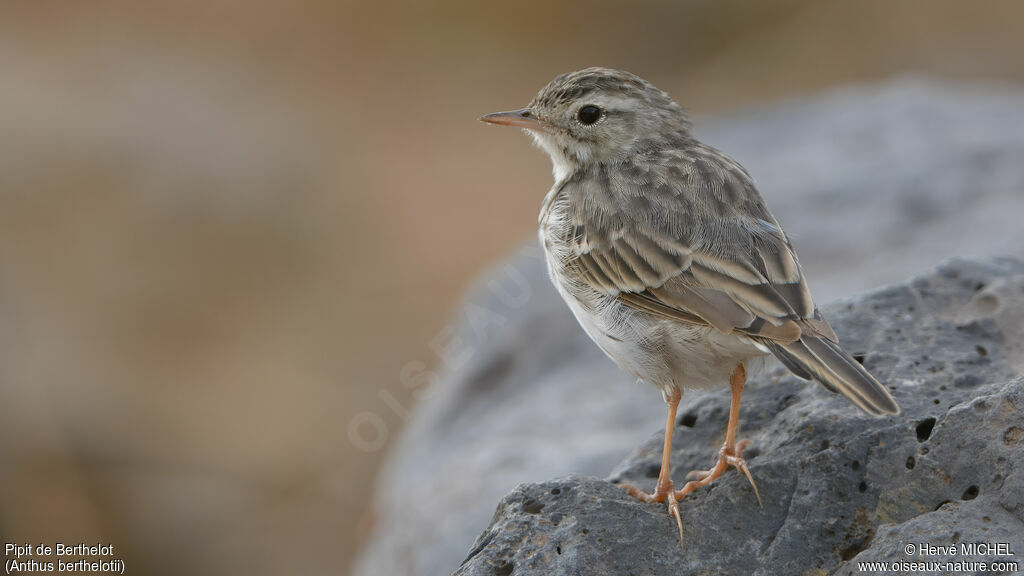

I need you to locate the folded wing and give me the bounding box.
[560,145,899,415]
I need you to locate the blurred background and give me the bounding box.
[2,1,1023,574]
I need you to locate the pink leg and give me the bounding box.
[676,363,761,506]
[619,386,685,543]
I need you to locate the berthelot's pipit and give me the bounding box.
[480,68,900,542]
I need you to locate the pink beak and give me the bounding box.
[479,108,546,131]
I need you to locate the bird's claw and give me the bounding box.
[619,481,685,546]
[679,439,761,507]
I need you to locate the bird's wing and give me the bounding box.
[557,144,899,415]
[561,143,835,345]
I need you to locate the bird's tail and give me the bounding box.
[764,335,900,416]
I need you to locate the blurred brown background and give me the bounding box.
[1,1,1023,574]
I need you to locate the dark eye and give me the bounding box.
[577,105,602,125]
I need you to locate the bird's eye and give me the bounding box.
[577,105,602,125]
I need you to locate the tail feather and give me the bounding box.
[764,336,900,416]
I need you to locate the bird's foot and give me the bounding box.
[679,439,762,506]
[620,480,684,545]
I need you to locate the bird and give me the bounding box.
[479,67,900,543]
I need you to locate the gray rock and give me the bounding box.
[352,79,1024,576]
[456,258,1024,575]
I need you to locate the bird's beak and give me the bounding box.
[479,108,545,131]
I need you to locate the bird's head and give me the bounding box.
[480,67,691,180]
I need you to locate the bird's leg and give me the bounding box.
[619,386,684,542]
[677,363,762,506]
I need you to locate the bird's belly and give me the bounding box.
[545,253,764,392]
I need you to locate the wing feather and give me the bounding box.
[552,142,897,412]
[559,146,815,343]
[551,142,897,414]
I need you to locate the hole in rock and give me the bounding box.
[916,418,936,442]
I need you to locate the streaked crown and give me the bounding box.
[527,68,692,177]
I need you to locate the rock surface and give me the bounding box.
[456,258,1024,575]
[352,79,1024,576]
